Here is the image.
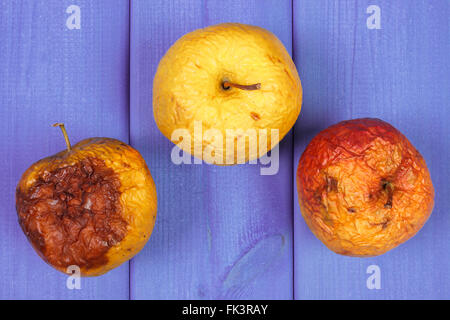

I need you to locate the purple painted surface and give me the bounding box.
[0,1,130,299]
[293,0,450,299]
[129,0,293,299]
[0,0,448,300]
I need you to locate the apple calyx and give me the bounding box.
[222,81,261,91]
[52,123,72,152]
[382,181,394,209]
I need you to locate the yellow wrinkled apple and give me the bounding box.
[153,23,302,164]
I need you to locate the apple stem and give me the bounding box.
[222,81,261,91]
[383,182,394,209]
[52,123,71,152]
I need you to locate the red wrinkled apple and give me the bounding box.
[296,118,434,256]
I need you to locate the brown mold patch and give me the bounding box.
[326,176,338,193]
[250,112,261,121]
[381,180,394,209]
[16,157,127,270]
[370,218,391,229]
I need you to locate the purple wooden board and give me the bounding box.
[1,0,448,300]
[292,0,450,299]
[0,0,130,299]
[129,0,294,299]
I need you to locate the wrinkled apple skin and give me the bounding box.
[16,138,157,276]
[153,23,302,164]
[296,118,434,257]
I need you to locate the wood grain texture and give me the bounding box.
[129,0,294,299]
[293,0,450,299]
[0,0,130,299]
[1,0,448,300]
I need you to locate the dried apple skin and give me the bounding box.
[16,138,157,276]
[153,23,302,164]
[296,118,434,257]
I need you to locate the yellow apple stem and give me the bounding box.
[52,123,71,152]
[222,81,261,91]
[383,182,394,209]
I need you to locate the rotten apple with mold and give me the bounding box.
[16,124,157,276]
